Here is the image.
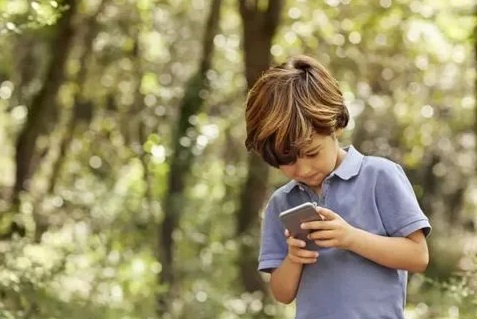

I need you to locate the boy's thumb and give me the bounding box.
[316,207,334,220]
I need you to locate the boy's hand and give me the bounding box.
[284,229,319,264]
[301,207,356,250]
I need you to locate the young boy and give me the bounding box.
[245,55,431,319]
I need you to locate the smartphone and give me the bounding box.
[279,202,323,241]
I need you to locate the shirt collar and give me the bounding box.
[283,145,364,193]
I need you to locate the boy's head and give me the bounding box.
[244,55,349,187]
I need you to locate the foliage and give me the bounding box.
[0,0,65,32]
[0,0,476,318]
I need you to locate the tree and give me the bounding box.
[236,0,284,300]
[11,0,77,204]
[2,0,78,239]
[158,0,223,315]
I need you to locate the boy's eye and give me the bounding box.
[306,150,320,157]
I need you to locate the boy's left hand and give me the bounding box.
[301,207,356,250]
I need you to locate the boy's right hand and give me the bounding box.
[285,229,319,264]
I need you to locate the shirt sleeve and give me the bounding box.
[258,194,288,273]
[375,162,431,238]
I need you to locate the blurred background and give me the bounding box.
[0,0,476,318]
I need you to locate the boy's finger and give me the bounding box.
[316,207,337,220]
[314,239,338,248]
[289,255,318,264]
[301,220,333,230]
[308,230,335,240]
[284,229,290,237]
[298,257,318,264]
[287,236,306,247]
[295,249,319,259]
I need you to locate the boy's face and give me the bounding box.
[278,131,344,189]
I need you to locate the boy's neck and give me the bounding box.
[334,147,347,171]
[311,186,322,196]
[310,147,347,196]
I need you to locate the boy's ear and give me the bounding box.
[335,128,343,137]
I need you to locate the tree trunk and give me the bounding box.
[1,0,78,240]
[236,0,284,299]
[475,4,477,164]
[12,0,77,205]
[48,1,105,195]
[157,0,223,315]
[11,34,37,110]
[129,14,155,245]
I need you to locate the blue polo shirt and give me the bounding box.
[258,145,431,319]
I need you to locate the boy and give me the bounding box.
[245,55,431,319]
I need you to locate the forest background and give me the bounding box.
[0,0,476,318]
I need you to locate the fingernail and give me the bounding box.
[300,223,305,229]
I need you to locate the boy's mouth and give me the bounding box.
[304,173,320,184]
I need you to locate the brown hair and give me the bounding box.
[244,55,349,167]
